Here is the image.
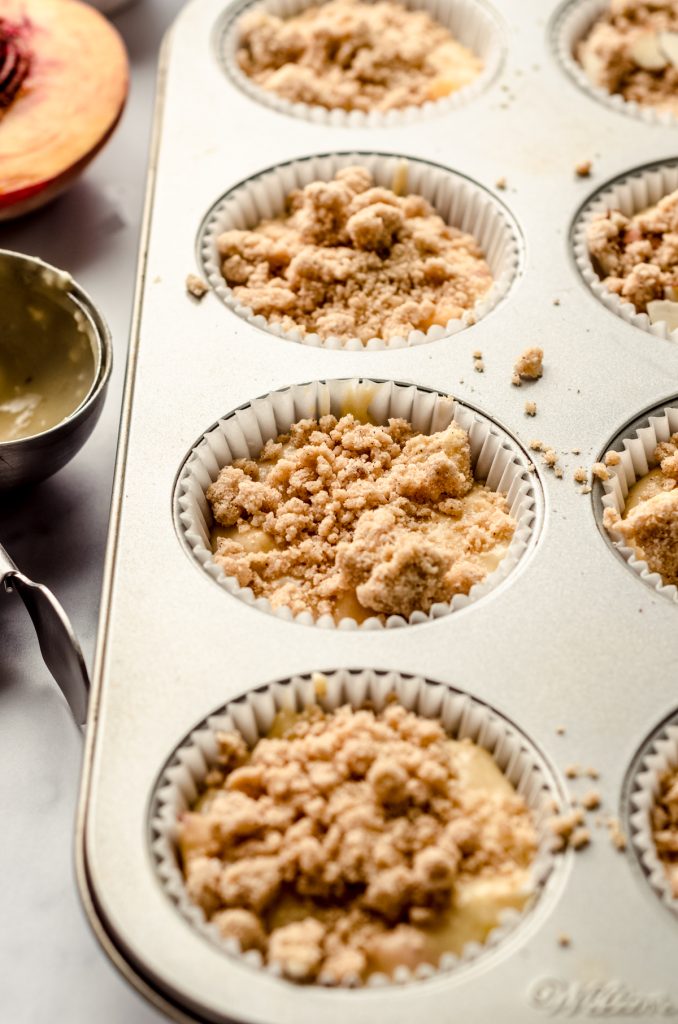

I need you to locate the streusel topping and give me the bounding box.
[217,165,493,344]
[652,764,678,898]
[586,187,678,313]
[603,431,678,584]
[179,702,537,983]
[577,0,678,115]
[236,0,483,113]
[207,412,516,621]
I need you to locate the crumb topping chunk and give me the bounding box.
[217,166,493,344]
[207,412,516,621]
[179,703,538,983]
[236,0,483,113]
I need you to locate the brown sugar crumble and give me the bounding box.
[186,273,208,299]
[586,187,678,316]
[524,401,537,417]
[570,827,591,850]
[604,816,627,851]
[651,765,678,897]
[592,462,610,481]
[512,347,543,386]
[574,467,588,483]
[578,0,678,116]
[558,932,572,948]
[495,176,507,190]
[575,160,592,178]
[603,432,678,585]
[236,0,483,114]
[178,703,538,984]
[581,789,602,811]
[218,166,493,344]
[548,808,586,852]
[207,413,516,622]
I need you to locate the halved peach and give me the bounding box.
[0,0,129,220]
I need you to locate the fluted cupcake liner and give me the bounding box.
[598,401,678,603]
[174,378,539,628]
[216,0,504,128]
[573,162,678,343]
[199,152,520,350]
[628,716,678,914]
[150,668,561,986]
[552,0,678,127]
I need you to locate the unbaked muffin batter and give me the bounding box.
[207,412,516,621]
[578,0,678,116]
[179,702,537,983]
[236,0,483,113]
[586,186,678,315]
[652,763,678,898]
[603,432,678,584]
[218,165,493,344]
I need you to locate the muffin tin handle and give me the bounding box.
[1,542,89,725]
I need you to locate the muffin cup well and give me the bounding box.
[598,401,678,603]
[150,668,562,986]
[628,715,678,915]
[215,0,504,128]
[174,378,540,628]
[552,0,678,127]
[199,152,521,350]
[572,162,678,344]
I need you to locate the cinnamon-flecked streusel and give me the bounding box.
[217,166,493,344]
[586,186,678,313]
[207,413,516,621]
[178,703,538,983]
[651,765,678,897]
[236,0,483,113]
[577,0,678,115]
[603,432,678,584]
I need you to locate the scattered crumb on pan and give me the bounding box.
[186,273,209,299]
[512,346,543,386]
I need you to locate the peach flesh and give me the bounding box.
[0,0,129,220]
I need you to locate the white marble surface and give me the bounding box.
[0,2,184,1020]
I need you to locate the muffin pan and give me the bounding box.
[77,0,678,1020]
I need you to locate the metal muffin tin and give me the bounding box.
[76,0,678,1020]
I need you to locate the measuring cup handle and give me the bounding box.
[0,542,18,586]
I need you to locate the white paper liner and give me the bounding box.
[552,0,678,127]
[598,401,678,603]
[215,0,504,128]
[573,162,678,344]
[174,378,539,628]
[199,152,521,350]
[628,716,678,915]
[150,668,561,986]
